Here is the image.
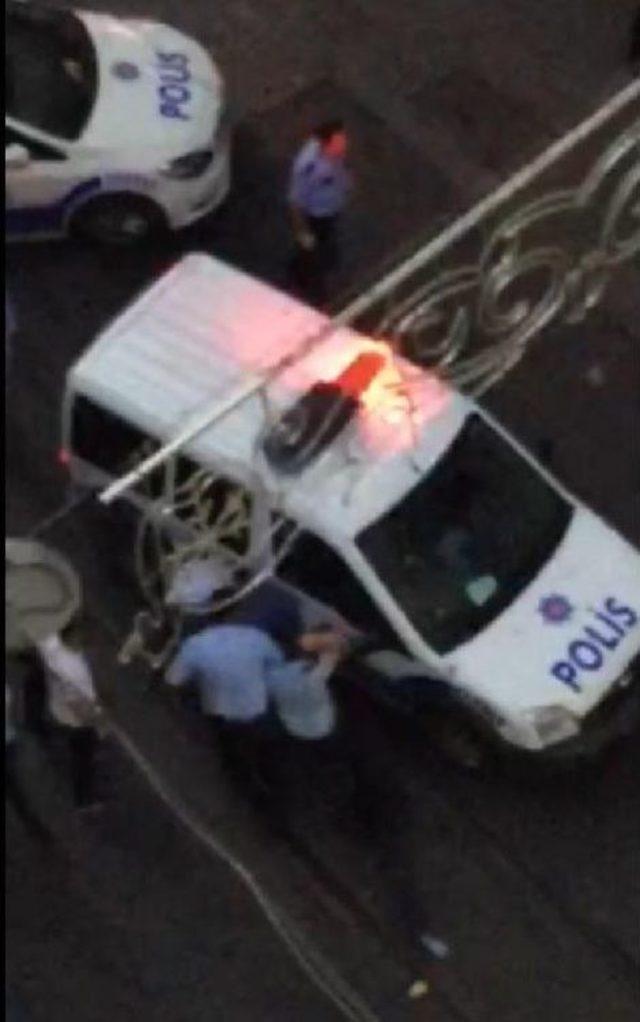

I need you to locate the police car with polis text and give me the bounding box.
[5,1,231,243]
[61,255,640,769]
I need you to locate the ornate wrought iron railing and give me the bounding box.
[102,81,640,506]
[351,79,640,396]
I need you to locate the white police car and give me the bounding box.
[60,254,640,769]
[5,1,231,243]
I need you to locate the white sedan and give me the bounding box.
[5,1,231,243]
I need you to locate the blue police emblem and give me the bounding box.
[539,594,573,624]
[112,61,140,81]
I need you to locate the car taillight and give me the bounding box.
[57,447,71,467]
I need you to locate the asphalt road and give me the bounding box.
[6,2,640,1021]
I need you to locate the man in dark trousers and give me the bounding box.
[263,617,452,965]
[164,583,306,796]
[22,620,105,812]
[287,119,352,306]
[5,680,52,845]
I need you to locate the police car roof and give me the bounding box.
[70,253,471,538]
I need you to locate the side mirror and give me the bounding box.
[6,143,31,171]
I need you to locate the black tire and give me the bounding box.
[424,709,490,770]
[70,193,168,245]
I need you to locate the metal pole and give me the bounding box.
[99,79,640,507]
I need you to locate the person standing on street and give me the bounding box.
[164,583,346,798]
[164,586,303,794]
[5,679,52,844]
[33,620,106,811]
[267,625,452,965]
[287,119,352,305]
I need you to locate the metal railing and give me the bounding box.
[101,80,639,505]
[353,79,640,395]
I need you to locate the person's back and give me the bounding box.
[166,623,285,722]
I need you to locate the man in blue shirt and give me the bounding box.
[165,616,285,797]
[165,622,285,722]
[164,583,346,793]
[287,119,351,305]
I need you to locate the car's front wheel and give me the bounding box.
[71,194,168,245]
[423,708,491,770]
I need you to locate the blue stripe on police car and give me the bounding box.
[5,177,102,237]
[550,596,639,693]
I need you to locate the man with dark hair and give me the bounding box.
[287,119,351,304]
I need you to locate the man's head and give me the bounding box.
[314,119,348,159]
[233,583,304,652]
[165,556,238,615]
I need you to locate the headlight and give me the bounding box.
[162,149,214,180]
[528,705,580,746]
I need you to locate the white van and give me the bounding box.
[61,254,640,766]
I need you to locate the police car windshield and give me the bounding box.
[357,414,573,654]
[6,4,97,140]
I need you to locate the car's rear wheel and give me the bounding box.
[71,194,168,245]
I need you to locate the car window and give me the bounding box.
[6,125,65,163]
[6,125,23,148]
[6,2,97,140]
[70,395,165,499]
[70,397,254,558]
[279,529,398,645]
[358,413,573,654]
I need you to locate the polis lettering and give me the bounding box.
[156,52,192,121]
[550,597,638,692]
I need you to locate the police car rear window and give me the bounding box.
[71,396,163,497]
[6,3,97,140]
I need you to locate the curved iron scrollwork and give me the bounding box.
[379,115,640,395]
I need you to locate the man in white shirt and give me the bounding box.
[34,620,105,810]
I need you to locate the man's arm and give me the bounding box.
[268,643,345,691]
[165,644,194,689]
[289,204,315,250]
[37,638,107,731]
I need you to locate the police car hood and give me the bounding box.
[449,507,640,717]
[78,11,222,153]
